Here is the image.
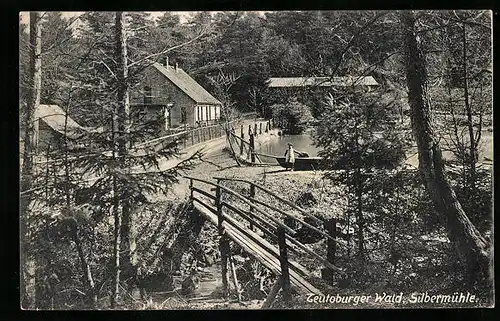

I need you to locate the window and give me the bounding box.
[181,107,186,123]
[144,86,152,104]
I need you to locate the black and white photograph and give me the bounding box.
[19,10,493,310]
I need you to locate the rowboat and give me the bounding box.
[274,156,324,171]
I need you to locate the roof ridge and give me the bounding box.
[153,63,222,105]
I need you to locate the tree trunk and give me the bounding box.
[110,176,122,308]
[354,119,364,260]
[355,167,364,260]
[70,225,97,306]
[115,11,137,278]
[400,11,490,285]
[461,21,477,189]
[20,11,42,310]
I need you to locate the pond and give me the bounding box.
[256,132,322,158]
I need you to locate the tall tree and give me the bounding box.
[399,10,490,287]
[20,11,43,309]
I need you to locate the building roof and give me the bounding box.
[152,62,222,105]
[35,104,88,139]
[268,76,379,88]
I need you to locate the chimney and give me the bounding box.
[165,57,169,69]
[175,62,179,73]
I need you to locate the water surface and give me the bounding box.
[256,133,321,158]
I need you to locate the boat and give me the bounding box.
[275,156,324,171]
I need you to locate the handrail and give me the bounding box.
[248,196,345,246]
[183,175,219,187]
[221,201,278,239]
[134,130,188,148]
[212,177,323,225]
[134,118,240,149]
[184,175,296,235]
[285,234,343,273]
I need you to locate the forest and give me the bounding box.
[19,10,492,309]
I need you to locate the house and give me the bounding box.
[130,60,223,135]
[33,104,93,153]
[268,76,379,90]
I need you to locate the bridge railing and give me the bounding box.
[185,175,345,304]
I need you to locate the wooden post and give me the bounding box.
[259,123,262,135]
[191,129,194,146]
[184,124,187,148]
[249,183,256,231]
[240,125,244,155]
[277,226,291,304]
[248,124,252,136]
[249,131,256,164]
[229,251,242,302]
[216,181,230,299]
[265,122,269,133]
[321,218,337,285]
[254,123,258,137]
[189,178,193,200]
[215,179,221,207]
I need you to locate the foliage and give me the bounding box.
[270,99,314,134]
[315,89,408,170]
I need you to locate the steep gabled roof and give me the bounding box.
[268,76,379,88]
[35,104,88,139]
[152,62,222,105]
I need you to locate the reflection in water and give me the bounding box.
[255,134,321,159]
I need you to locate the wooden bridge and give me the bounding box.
[185,175,345,308]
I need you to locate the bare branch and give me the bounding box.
[127,27,208,68]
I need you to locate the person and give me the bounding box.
[284,142,295,171]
